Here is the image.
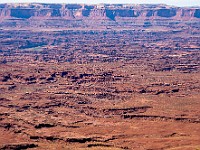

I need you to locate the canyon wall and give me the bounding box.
[0,3,199,28]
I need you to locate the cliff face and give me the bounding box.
[0,3,199,28]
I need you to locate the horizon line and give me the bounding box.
[0,2,199,7]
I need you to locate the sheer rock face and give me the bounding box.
[0,3,199,27]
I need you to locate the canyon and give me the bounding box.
[0,3,200,150]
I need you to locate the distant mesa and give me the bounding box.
[0,3,199,28]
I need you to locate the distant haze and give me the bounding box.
[0,0,200,7]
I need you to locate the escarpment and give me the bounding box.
[0,3,199,28]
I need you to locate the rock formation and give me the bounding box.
[0,3,199,28]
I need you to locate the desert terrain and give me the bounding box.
[0,3,200,150]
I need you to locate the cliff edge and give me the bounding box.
[0,3,199,28]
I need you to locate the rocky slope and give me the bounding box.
[0,3,199,28]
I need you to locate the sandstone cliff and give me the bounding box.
[0,3,199,28]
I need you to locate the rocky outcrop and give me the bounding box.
[0,3,199,28]
[0,143,38,150]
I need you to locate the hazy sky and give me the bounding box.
[0,0,200,7]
